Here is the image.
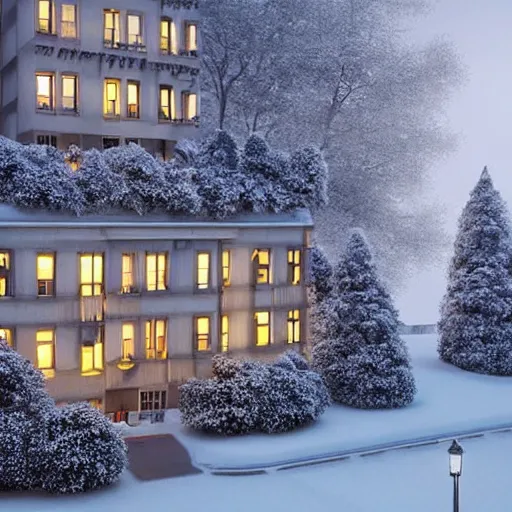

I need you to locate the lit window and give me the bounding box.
[121,253,135,293]
[88,399,102,410]
[145,319,167,359]
[0,328,13,348]
[185,23,198,53]
[0,251,12,297]
[37,0,55,34]
[104,9,120,48]
[160,18,177,54]
[62,75,78,112]
[222,250,231,287]
[80,253,103,296]
[104,79,120,117]
[36,329,55,378]
[36,73,54,111]
[196,252,210,290]
[255,312,270,346]
[81,328,104,376]
[127,81,140,118]
[196,317,210,351]
[37,254,55,297]
[159,86,175,120]
[127,14,143,48]
[287,310,301,344]
[288,249,301,285]
[182,92,197,120]
[146,252,167,291]
[221,315,229,353]
[252,249,271,284]
[61,4,77,38]
[140,390,166,411]
[122,323,135,359]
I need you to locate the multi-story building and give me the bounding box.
[0,0,200,157]
[0,205,312,413]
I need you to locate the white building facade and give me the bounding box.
[0,0,200,157]
[0,206,312,414]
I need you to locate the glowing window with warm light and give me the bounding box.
[252,249,271,284]
[61,4,77,38]
[104,79,120,116]
[221,315,229,353]
[146,252,167,291]
[122,323,135,359]
[287,310,301,344]
[121,254,135,293]
[62,75,77,111]
[222,250,231,286]
[185,23,198,52]
[37,329,55,378]
[159,86,175,120]
[80,253,103,296]
[145,319,167,359]
[127,81,140,118]
[38,0,55,34]
[0,251,12,297]
[255,311,270,346]
[127,14,143,47]
[0,328,13,348]
[196,252,210,290]
[196,317,210,351]
[287,249,301,285]
[37,254,55,296]
[81,329,104,376]
[160,18,177,54]
[182,92,197,120]
[104,9,120,47]
[36,74,54,111]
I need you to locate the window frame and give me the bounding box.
[81,327,104,376]
[127,12,144,50]
[254,311,271,347]
[160,17,175,55]
[36,252,56,297]
[222,249,231,287]
[221,315,229,353]
[0,250,13,298]
[121,253,136,293]
[196,251,211,291]
[184,21,198,53]
[104,78,121,118]
[127,80,140,119]
[102,137,120,149]
[37,0,56,35]
[61,74,78,113]
[181,91,197,121]
[159,85,175,121]
[287,309,301,344]
[61,3,78,39]
[79,253,104,297]
[139,390,167,411]
[252,248,271,285]
[103,9,121,48]
[0,327,14,348]
[121,322,135,359]
[145,252,168,292]
[195,316,211,352]
[145,318,167,360]
[36,134,58,147]
[287,248,302,286]
[36,72,55,112]
[36,328,55,378]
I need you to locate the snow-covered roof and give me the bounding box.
[0,204,314,229]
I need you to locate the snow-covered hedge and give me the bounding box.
[179,351,330,435]
[0,340,127,494]
[0,131,328,218]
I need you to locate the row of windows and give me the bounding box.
[0,249,302,298]
[35,73,198,122]
[37,2,198,56]
[0,310,302,377]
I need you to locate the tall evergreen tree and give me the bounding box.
[438,168,512,375]
[312,230,416,408]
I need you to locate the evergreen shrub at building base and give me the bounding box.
[179,351,330,435]
[0,340,127,494]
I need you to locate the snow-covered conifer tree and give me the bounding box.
[438,168,512,375]
[312,230,416,408]
[196,130,239,170]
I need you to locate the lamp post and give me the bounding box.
[448,440,464,512]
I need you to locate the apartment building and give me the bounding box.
[0,0,200,157]
[0,205,312,413]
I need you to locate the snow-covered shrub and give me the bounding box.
[39,403,127,494]
[196,130,239,170]
[438,168,512,375]
[179,351,329,435]
[173,138,200,168]
[0,341,127,494]
[161,164,202,215]
[312,230,416,409]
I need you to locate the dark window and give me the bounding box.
[103,137,120,149]
[36,135,58,147]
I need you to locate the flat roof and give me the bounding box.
[0,204,314,229]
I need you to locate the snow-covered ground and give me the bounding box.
[4,431,511,511]
[119,335,512,469]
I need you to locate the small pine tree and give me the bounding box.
[312,230,416,409]
[438,168,512,375]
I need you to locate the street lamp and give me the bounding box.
[448,440,464,512]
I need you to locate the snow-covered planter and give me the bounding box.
[179,351,330,435]
[0,341,127,494]
[312,230,416,409]
[438,168,512,375]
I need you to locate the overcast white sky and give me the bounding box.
[396,0,512,324]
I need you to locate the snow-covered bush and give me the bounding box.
[162,165,202,215]
[438,168,512,375]
[179,351,330,435]
[312,230,416,409]
[0,341,127,494]
[40,403,127,494]
[173,138,200,168]
[196,130,239,170]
